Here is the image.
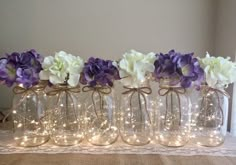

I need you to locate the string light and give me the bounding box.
[190,88,226,147]
[12,89,49,147]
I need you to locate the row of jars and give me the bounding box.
[11,80,228,147]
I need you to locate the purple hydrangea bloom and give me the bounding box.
[16,68,40,88]
[7,50,43,72]
[0,49,43,88]
[80,57,120,87]
[154,50,204,89]
[0,58,17,87]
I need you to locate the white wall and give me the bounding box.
[215,0,236,57]
[0,0,216,108]
[214,0,236,129]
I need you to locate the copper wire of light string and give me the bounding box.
[46,85,80,120]
[122,86,152,124]
[82,86,112,118]
[3,83,47,124]
[201,86,230,126]
[158,86,186,126]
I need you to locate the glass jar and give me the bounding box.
[47,84,84,146]
[12,82,49,147]
[191,85,229,147]
[156,80,191,147]
[119,81,153,146]
[83,85,118,146]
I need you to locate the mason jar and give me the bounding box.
[119,80,153,146]
[47,84,84,146]
[191,85,229,147]
[83,85,119,146]
[156,79,191,147]
[12,82,49,147]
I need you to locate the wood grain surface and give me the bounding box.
[0,154,236,165]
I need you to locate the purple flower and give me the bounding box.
[0,50,43,88]
[154,50,204,89]
[177,54,204,88]
[80,57,120,87]
[0,58,17,87]
[7,50,43,72]
[154,50,181,86]
[16,68,39,88]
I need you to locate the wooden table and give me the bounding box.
[0,154,236,165]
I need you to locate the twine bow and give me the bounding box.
[82,85,112,118]
[47,85,80,96]
[122,86,152,123]
[201,86,229,126]
[13,83,46,96]
[158,86,186,126]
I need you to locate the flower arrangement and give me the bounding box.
[199,52,236,88]
[0,49,43,88]
[79,57,120,87]
[1,47,235,147]
[118,49,156,87]
[154,50,204,88]
[39,51,84,87]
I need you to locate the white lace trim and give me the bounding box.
[1,131,236,156]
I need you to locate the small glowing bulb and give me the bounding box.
[23,136,28,140]
[17,123,22,128]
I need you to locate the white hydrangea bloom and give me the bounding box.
[199,52,236,88]
[39,51,84,87]
[118,50,156,87]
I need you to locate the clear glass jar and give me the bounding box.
[83,85,118,146]
[156,80,191,147]
[12,83,49,147]
[191,85,229,147]
[47,84,84,146]
[119,81,153,146]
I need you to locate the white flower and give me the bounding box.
[118,50,156,87]
[39,51,84,87]
[199,52,236,88]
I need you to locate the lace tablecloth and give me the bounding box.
[0,131,236,156]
